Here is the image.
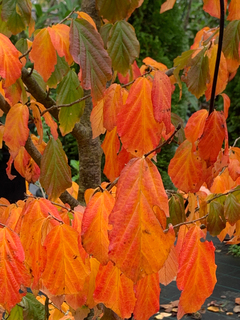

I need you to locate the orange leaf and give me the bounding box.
[90,99,106,139]
[103,84,128,131]
[190,27,210,50]
[3,103,29,158]
[117,77,162,157]
[151,70,172,134]
[102,127,121,182]
[94,261,136,318]
[198,110,226,164]
[47,24,73,65]
[82,190,115,265]
[0,227,30,311]
[30,28,57,82]
[160,0,176,13]
[184,109,208,144]
[76,11,97,30]
[203,0,227,18]
[109,157,175,282]
[227,0,240,21]
[29,103,43,144]
[42,224,90,295]
[221,93,231,119]
[0,33,22,87]
[134,273,160,320]
[205,45,228,101]
[36,102,58,140]
[177,226,217,319]
[158,245,178,286]
[168,140,205,193]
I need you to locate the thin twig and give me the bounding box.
[233,137,240,148]
[144,124,181,158]
[40,94,91,116]
[122,69,153,88]
[0,204,8,207]
[0,222,6,228]
[19,47,32,60]
[58,7,77,25]
[48,212,63,224]
[50,201,74,213]
[106,177,119,192]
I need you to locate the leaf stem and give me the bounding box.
[58,7,77,25]
[19,47,32,60]
[209,0,225,115]
[144,124,181,158]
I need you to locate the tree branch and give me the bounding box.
[58,7,77,25]
[209,0,225,115]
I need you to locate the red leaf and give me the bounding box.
[160,0,176,13]
[203,0,227,18]
[134,273,160,320]
[177,226,217,319]
[151,70,172,134]
[184,109,208,144]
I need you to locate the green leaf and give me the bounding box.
[47,54,70,89]
[21,293,45,320]
[2,0,32,34]
[224,193,240,226]
[57,69,85,136]
[69,18,112,102]
[207,201,226,236]
[40,137,72,201]
[32,70,47,92]
[96,0,142,23]
[0,5,12,37]
[173,49,194,90]
[222,20,240,61]
[107,20,140,76]
[8,304,23,320]
[171,113,185,144]
[169,193,186,231]
[100,23,113,49]
[15,38,28,55]
[185,47,209,99]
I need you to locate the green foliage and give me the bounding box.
[228,244,240,257]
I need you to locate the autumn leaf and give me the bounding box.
[107,20,140,76]
[160,0,176,13]
[222,20,240,64]
[3,103,29,158]
[151,70,172,134]
[90,99,106,139]
[82,190,115,265]
[29,28,57,82]
[94,261,136,318]
[221,93,231,119]
[57,69,85,136]
[203,0,227,18]
[42,224,90,295]
[198,110,226,164]
[35,102,58,140]
[158,246,178,286]
[184,109,208,144]
[184,48,209,99]
[177,226,217,319]
[39,138,72,201]
[47,24,73,65]
[103,84,128,132]
[109,157,175,282]
[228,0,240,21]
[117,77,162,157]
[205,44,228,101]
[168,140,205,193]
[46,54,70,89]
[207,201,226,236]
[96,0,143,23]
[0,33,22,87]
[2,0,32,34]
[102,127,121,182]
[224,194,240,226]
[0,227,30,311]
[69,18,112,102]
[169,194,186,230]
[134,273,160,320]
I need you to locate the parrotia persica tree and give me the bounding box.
[1,0,240,319]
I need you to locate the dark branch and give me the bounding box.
[209,0,225,115]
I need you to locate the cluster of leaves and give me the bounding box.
[1,0,240,320]
[228,244,240,257]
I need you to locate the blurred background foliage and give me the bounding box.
[30,0,240,187]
